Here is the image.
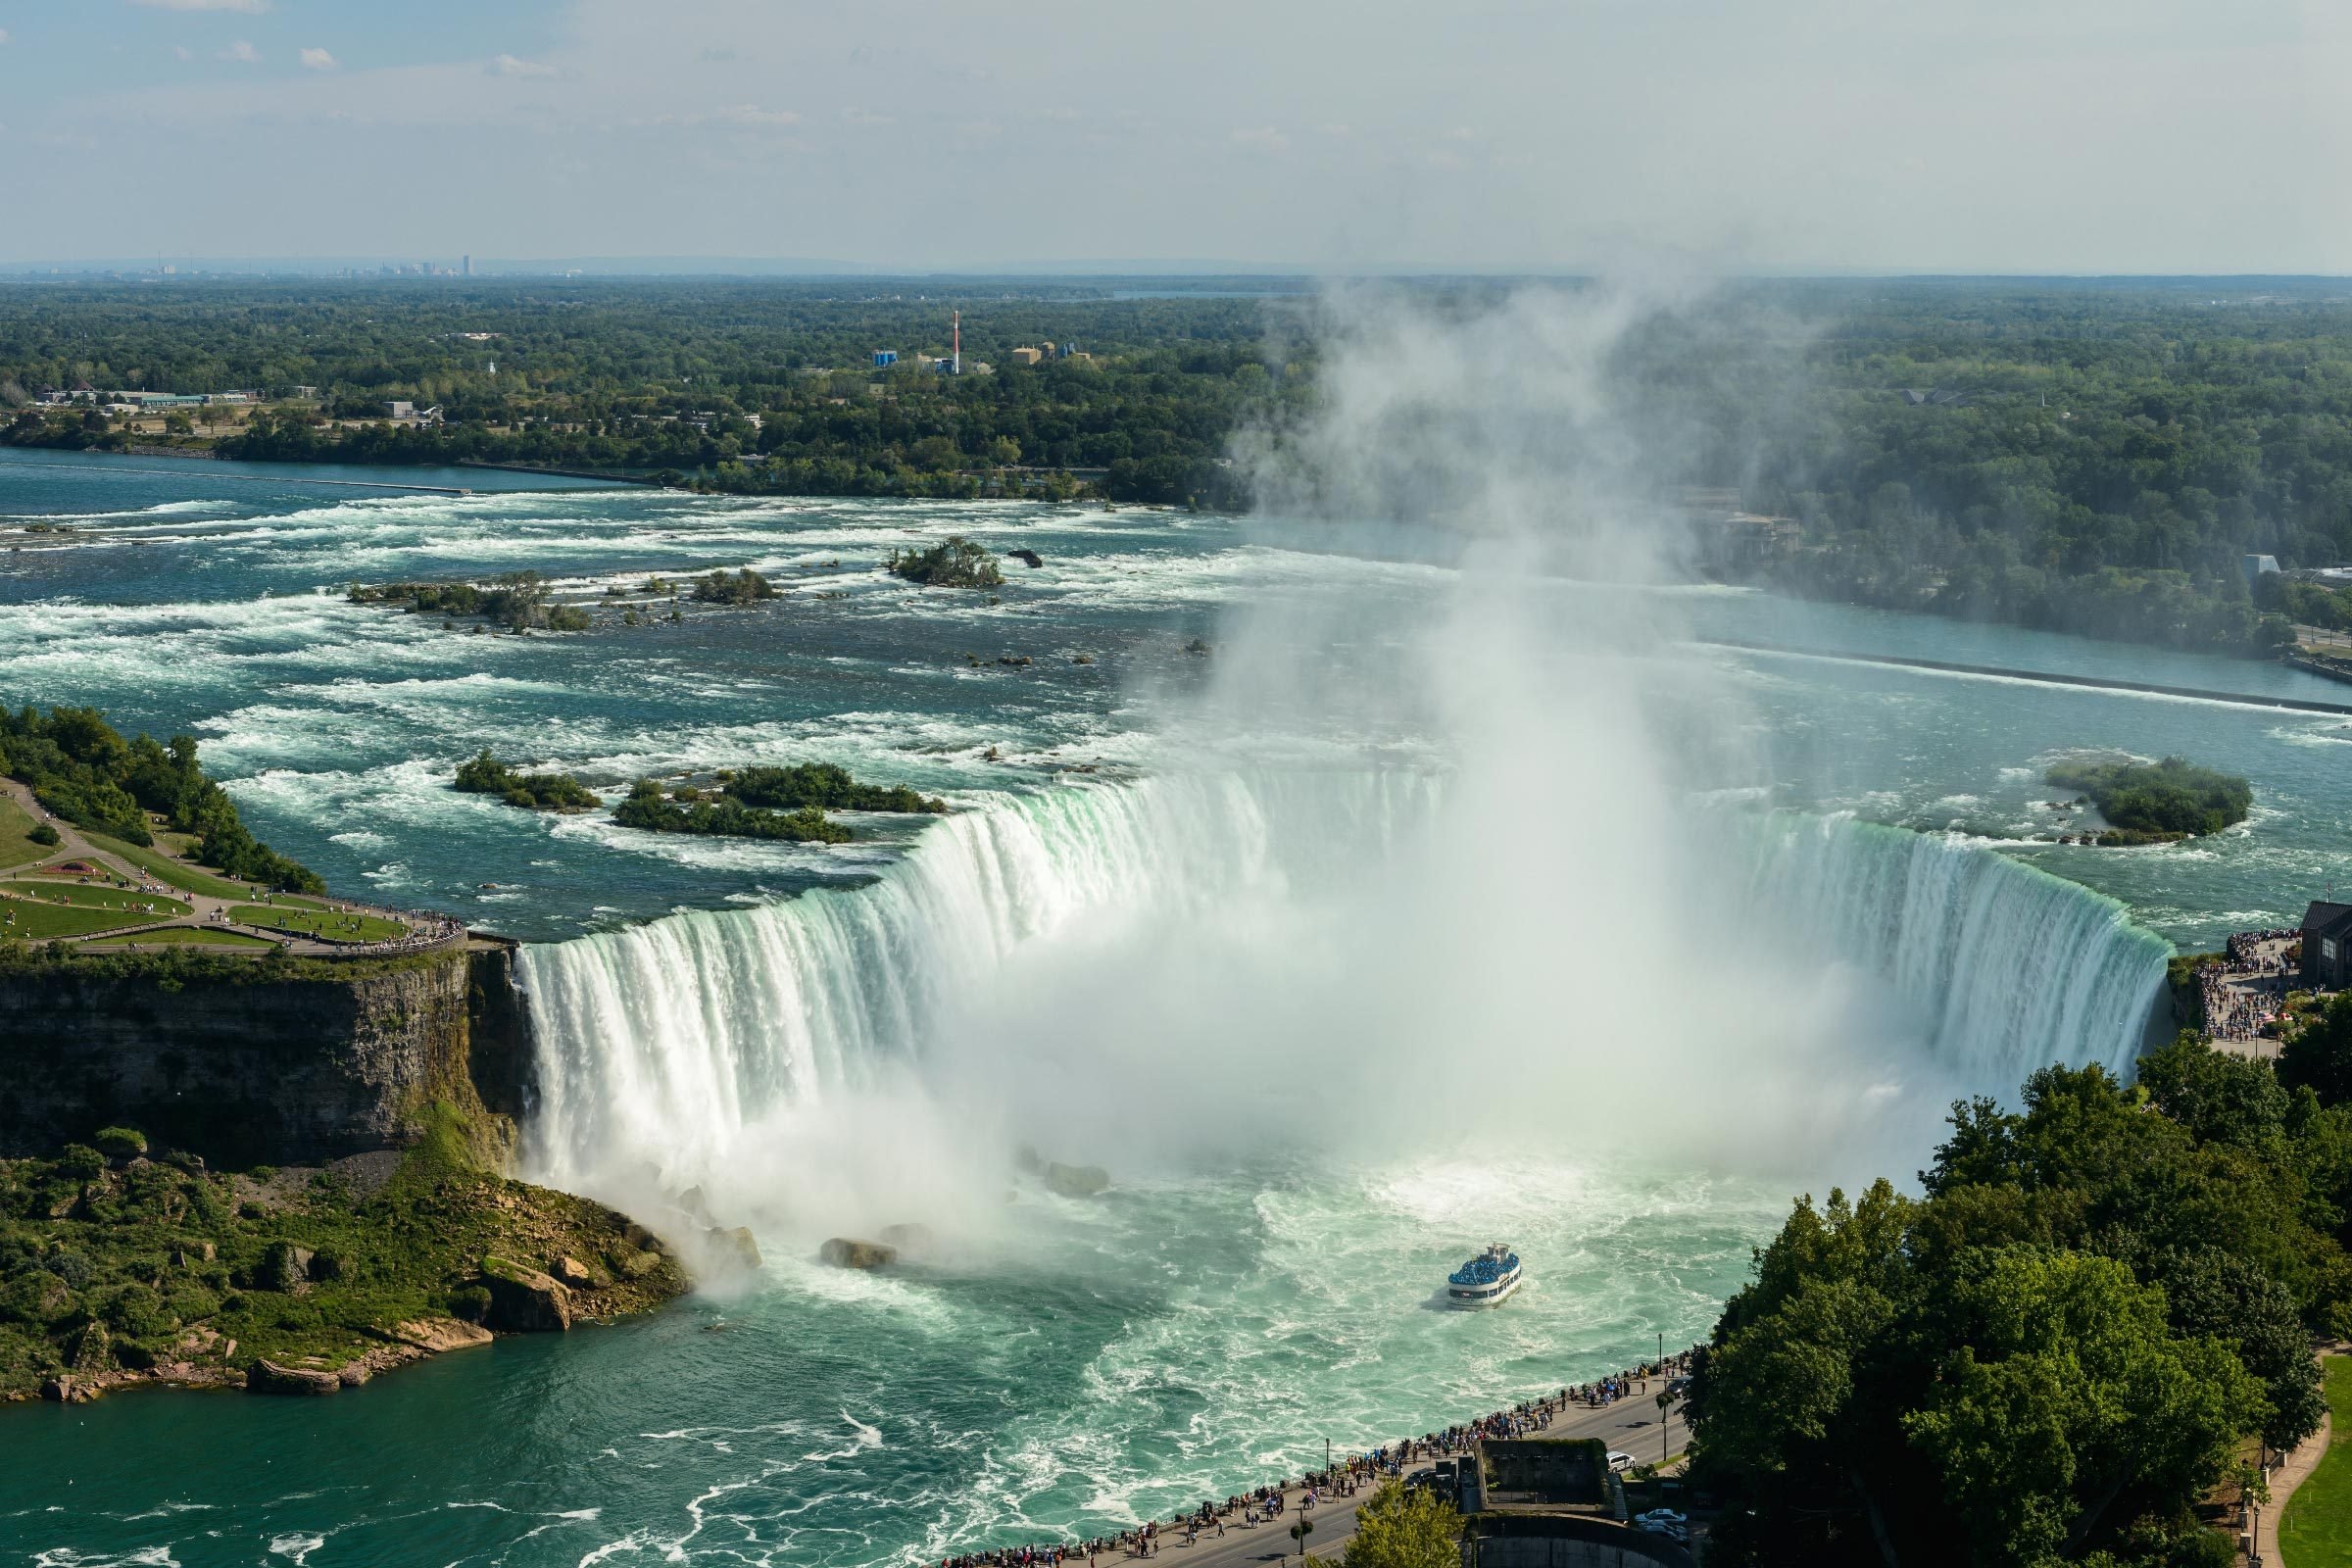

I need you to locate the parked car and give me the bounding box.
[1606,1450,1635,1474]
[1638,1509,1689,1526]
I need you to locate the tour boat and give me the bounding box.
[1446,1243,1523,1306]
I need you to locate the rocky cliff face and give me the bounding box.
[0,942,537,1166]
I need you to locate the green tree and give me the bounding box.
[2280,993,2352,1107]
[1342,1482,1460,1568]
[1902,1248,2257,1565]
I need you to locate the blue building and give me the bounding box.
[872,350,899,368]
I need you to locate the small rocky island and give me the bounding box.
[611,762,948,844]
[2044,754,2253,846]
[454,751,600,811]
[450,756,948,842]
[887,535,1005,589]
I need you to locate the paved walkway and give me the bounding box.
[1091,1383,1690,1568]
[2262,1349,2341,1568]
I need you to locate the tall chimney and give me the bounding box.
[953,310,960,375]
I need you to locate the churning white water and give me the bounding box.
[517,772,2170,1215]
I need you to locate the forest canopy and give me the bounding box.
[0,706,320,891]
[11,276,2352,652]
[1689,1035,2347,1568]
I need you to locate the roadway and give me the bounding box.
[1120,1382,1690,1568]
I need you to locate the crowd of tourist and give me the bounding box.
[2227,928,2300,967]
[2201,929,2299,1041]
[929,1349,1701,1568]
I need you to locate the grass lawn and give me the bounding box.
[5,879,193,918]
[0,900,163,939]
[82,831,255,900]
[82,926,279,950]
[0,797,55,870]
[2282,1356,2352,1565]
[230,905,410,943]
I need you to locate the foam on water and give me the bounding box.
[521,772,2172,1219]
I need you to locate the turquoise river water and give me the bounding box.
[6,448,2352,1565]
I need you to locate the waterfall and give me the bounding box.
[515,771,1442,1190]
[517,778,2172,1191]
[1730,812,2171,1084]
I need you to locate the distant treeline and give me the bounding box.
[13,279,2352,652]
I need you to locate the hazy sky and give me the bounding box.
[2,0,2344,272]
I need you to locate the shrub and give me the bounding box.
[27,822,59,847]
[447,1284,492,1323]
[92,1127,147,1162]
[55,1145,105,1182]
[42,1248,95,1290]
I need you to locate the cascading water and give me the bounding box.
[1732,812,2171,1083]
[518,773,2173,1201]
[517,770,1444,1193]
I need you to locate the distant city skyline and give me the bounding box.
[0,0,2343,275]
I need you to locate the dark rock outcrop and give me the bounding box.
[708,1226,762,1272]
[481,1255,573,1331]
[0,942,535,1165]
[1044,1162,1110,1199]
[249,1357,343,1396]
[819,1237,897,1270]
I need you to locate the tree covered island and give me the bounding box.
[453,752,600,811]
[453,754,948,842]
[888,536,1004,589]
[2045,755,2254,845]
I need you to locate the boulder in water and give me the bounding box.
[248,1357,342,1396]
[1009,549,1044,568]
[819,1237,898,1270]
[481,1255,573,1331]
[707,1226,763,1273]
[1044,1162,1110,1199]
[391,1317,495,1353]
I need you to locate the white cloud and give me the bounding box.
[134,0,268,11]
[299,47,337,71]
[0,28,11,46]
[217,39,258,62]
[715,104,798,128]
[172,44,192,60]
[32,0,2348,272]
